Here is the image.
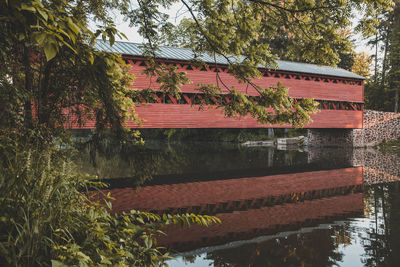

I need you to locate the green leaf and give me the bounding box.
[20,3,36,12]
[119,32,128,40]
[67,19,80,35]
[37,8,48,21]
[44,42,57,61]
[61,41,77,54]
[51,260,68,267]
[136,216,144,224]
[109,35,115,46]
[18,34,25,41]
[33,32,47,46]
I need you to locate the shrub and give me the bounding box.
[0,132,220,266]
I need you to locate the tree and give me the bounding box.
[351,52,373,78]
[0,0,138,141]
[359,0,400,112]
[0,0,395,265]
[0,0,393,139]
[389,1,400,112]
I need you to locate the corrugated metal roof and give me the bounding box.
[95,40,365,80]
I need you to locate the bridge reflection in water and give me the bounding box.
[104,166,364,253]
[84,143,400,266]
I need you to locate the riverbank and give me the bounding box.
[379,136,400,154]
[71,128,307,143]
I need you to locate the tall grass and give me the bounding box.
[0,132,220,266]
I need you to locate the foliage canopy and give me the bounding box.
[362,0,400,112]
[0,0,393,138]
[0,0,396,265]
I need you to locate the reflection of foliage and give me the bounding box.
[75,140,310,185]
[161,128,271,142]
[360,183,395,267]
[206,230,343,267]
[140,128,307,142]
[333,228,352,247]
[182,255,198,264]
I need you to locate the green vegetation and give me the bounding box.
[0,0,394,265]
[363,0,400,112]
[379,136,400,154]
[1,0,394,137]
[158,128,306,142]
[0,132,220,266]
[142,128,271,142]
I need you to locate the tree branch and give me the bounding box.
[248,0,340,13]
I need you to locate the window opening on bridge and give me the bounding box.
[132,92,363,111]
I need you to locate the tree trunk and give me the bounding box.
[38,60,53,126]
[381,28,390,87]
[23,46,33,129]
[267,128,274,138]
[395,89,399,113]
[375,33,379,83]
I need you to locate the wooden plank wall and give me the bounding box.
[67,107,363,129]
[127,57,364,102]
[67,57,365,129]
[131,105,363,129]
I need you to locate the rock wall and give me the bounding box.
[352,110,400,147]
[308,110,400,147]
[352,148,400,184]
[307,129,354,147]
[308,147,400,185]
[352,148,400,177]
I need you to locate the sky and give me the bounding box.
[110,2,189,44]
[109,3,374,56]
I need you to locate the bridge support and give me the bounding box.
[308,110,400,147]
[307,129,355,147]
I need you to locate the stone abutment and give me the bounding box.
[308,110,400,147]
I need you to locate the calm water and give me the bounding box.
[80,141,400,266]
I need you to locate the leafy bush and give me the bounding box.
[0,132,220,266]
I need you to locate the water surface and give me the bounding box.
[80,142,400,266]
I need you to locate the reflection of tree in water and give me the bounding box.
[75,141,185,185]
[181,255,197,264]
[360,182,400,266]
[205,229,343,267]
[333,227,352,248]
[75,141,308,186]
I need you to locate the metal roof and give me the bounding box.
[95,40,365,80]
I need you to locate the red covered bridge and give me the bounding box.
[70,41,365,129]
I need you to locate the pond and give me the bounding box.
[79,141,400,266]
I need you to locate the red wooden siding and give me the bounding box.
[67,57,364,129]
[67,106,363,129]
[127,58,364,102]
[130,105,362,129]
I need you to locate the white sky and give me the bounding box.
[110,2,189,43]
[110,4,374,56]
